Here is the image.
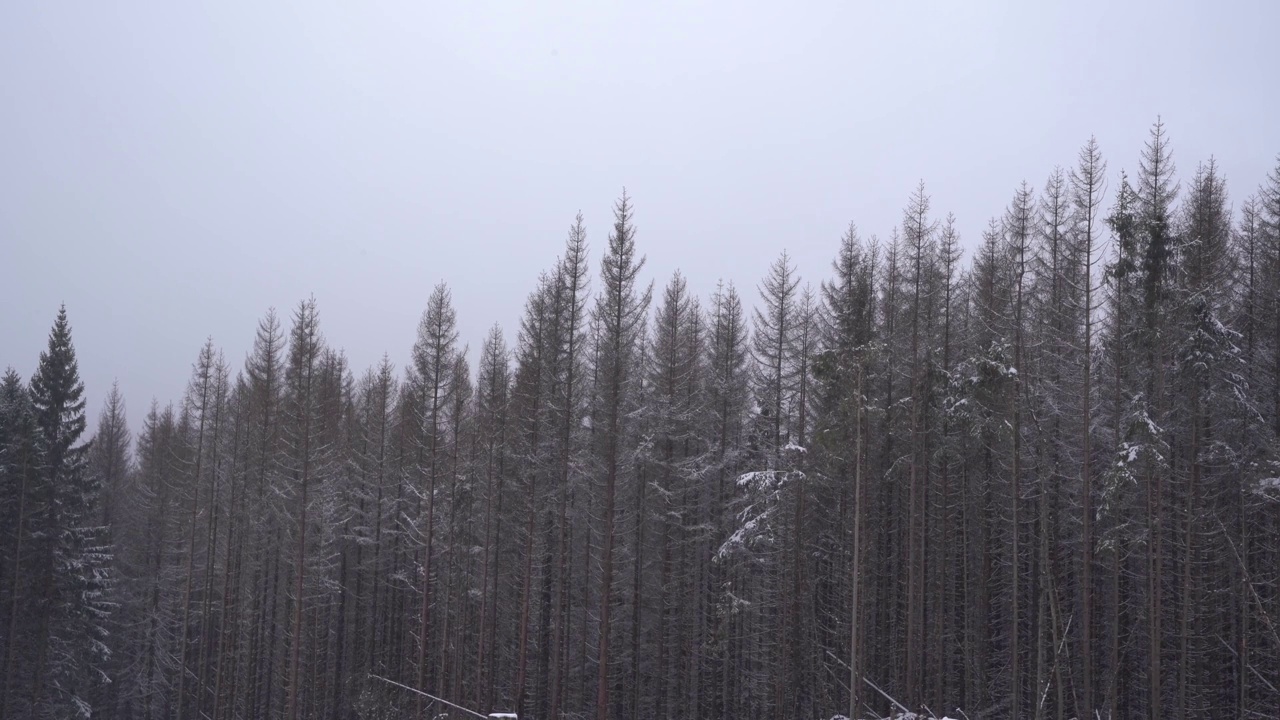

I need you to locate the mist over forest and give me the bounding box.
[4,120,1280,720]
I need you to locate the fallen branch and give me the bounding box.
[367,673,487,719]
[825,649,911,716]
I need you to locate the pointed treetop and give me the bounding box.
[1139,116,1179,222]
[31,305,85,415]
[28,305,90,469]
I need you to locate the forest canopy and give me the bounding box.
[3,121,1280,720]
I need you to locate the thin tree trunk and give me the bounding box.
[849,365,864,720]
[285,365,313,720]
[0,446,31,720]
[176,365,211,720]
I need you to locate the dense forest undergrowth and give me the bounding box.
[3,120,1280,720]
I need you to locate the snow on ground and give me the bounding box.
[831,713,962,720]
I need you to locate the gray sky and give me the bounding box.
[2,0,1277,434]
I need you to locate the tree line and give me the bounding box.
[2,120,1279,720]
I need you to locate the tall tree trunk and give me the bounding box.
[849,365,864,720]
[176,360,211,720]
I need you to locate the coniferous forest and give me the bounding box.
[3,122,1280,720]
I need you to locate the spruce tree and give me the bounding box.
[704,279,749,720]
[1171,159,1239,717]
[752,251,801,463]
[90,382,131,530]
[1069,136,1107,720]
[511,270,553,718]
[283,297,327,720]
[815,224,876,720]
[472,327,509,713]
[901,183,937,707]
[28,306,112,719]
[126,401,181,720]
[88,381,131,717]
[548,215,591,720]
[1,368,39,720]
[175,339,223,720]
[1003,181,1036,720]
[1260,156,1280,441]
[592,190,651,720]
[1136,119,1179,720]
[648,270,703,720]
[407,283,460,718]
[242,309,286,720]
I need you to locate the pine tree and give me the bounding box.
[647,270,703,720]
[704,279,749,720]
[1003,181,1036,720]
[353,355,397,689]
[1171,158,1239,717]
[752,251,802,463]
[815,224,876,720]
[90,382,131,530]
[408,282,459,717]
[511,270,553,718]
[901,182,937,707]
[1030,167,1074,720]
[960,217,1015,714]
[1260,155,1280,442]
[88,381,131,717]
[209,373,252,720]
[548,215,591,720]
[175,339,224,720]
[438,348,472,703]
[737,249,814,717]
[1248,153,1280,717]
[123,401,181,720]
[592,190,651,720]
[1,368,39,720]
[241,309,286,720]
[472,327,509,713]
[283,298,327,720]
[1068,136,1107,720]
[1136,119,1179,720]
[26,306,113,719]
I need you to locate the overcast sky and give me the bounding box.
[2,0,1277,433]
